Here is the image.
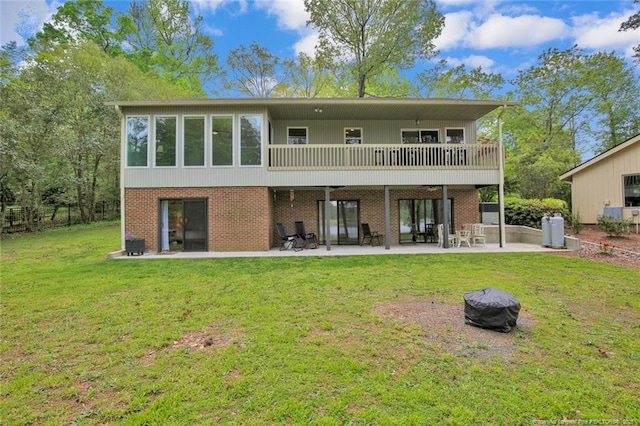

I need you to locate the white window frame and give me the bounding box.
[344,127,363,145]
[400,128,440,144]
[182,115,207,168]
[445,127,465,144]
[211,114,234,167]
[153,115,178,168]
[287,127,309,145]
[239,114,263,167]
[126,115,150,168]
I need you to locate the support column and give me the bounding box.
[498,106,507,248]
[442,185,449,249]
[325,186,331,251]
[384,185,390,250]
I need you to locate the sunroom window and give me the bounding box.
[126,116,149,167]
[155,116,176,167]
[212,115,233,166]
[184,116,205,167]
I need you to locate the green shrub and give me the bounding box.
[569,211,585,234]
[596,215,633,236]
[504,197,569,229]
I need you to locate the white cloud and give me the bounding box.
[253,0,308,32]
[469,14,570,49]
[190,0,248,15]
[572,9,640,53]
[446,54,495,69]
[293,31,318,56]
[435,11,475,50]
[0,0,59,46]
[436,10,570,52]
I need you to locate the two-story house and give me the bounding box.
[109,98,511,252]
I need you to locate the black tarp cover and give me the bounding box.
[464,287,521,332]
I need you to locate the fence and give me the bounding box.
[1,201,120,234]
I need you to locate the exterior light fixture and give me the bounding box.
[314,108,323,113]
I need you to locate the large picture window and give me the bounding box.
[155,116,176,167]
[624,174,640,207]
[184,116,205,167]
[240,115,262,166]
[211,115,233,166]
[398,199,452,243]
[126,116,149,167]
[401,129,440,144]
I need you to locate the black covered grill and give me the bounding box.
[464,287,521,333]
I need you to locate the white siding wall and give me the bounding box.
[120,106,494,188]
[571,142,640,223]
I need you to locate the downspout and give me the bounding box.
[498,105,507,248]
[114,105,126,252]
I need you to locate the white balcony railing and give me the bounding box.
[267,144,499,171]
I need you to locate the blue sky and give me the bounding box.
[2,0,639,81]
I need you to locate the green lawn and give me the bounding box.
[1,223,639,425]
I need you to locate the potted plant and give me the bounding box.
[125,231,145,256]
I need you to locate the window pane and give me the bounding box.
[212,115,233,166]
[624,174,640,207]
[241,115,262,166]
[345,128,362,144]
[184,116,205,166]
[155,117,176,166]
[446,128,465,144]
[288,128,307,145]
[127,117,148,167]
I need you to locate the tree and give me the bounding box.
[583,51,640,151]
[225,43,293,97]
[304,0,444,97]
[281,52,335,98]
[30,0,125,56]
[416,60,505,99]
[0,42,193,226]
[619,0,640,63]
[122,0,220,94]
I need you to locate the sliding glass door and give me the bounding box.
[399,199,453,243]
[318,200,360,245]
[159,199,208,252]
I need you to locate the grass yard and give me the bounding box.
[1,223,639,425]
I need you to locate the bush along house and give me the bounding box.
[108,98,513,253]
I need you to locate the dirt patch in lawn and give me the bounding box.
[141,321,245,365]
[373,297,536,360]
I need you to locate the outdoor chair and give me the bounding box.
[471,223,487,246]
[437,224,457,248]
[276,223,304,251]
[456,228,472,247]
[295,221,318,249]
[360,223,382,246]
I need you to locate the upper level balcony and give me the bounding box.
[268,143,499,171]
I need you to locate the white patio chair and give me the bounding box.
[437,224,457,248]
[471,223,486,246]
[457,228,472,247]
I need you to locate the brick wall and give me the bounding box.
[272,187,479,246]
[125,186,479,251]
[124,187,271,252]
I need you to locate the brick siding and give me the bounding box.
[125,186,478,251]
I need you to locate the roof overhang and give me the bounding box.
[560,133,640,182]
[106,97,516,121]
